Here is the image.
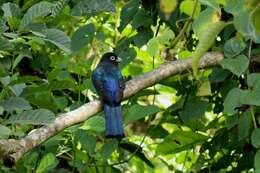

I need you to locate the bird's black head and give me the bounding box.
[100,52,122,65]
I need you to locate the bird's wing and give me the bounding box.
[92,67,105,96]
[92,66,125,105]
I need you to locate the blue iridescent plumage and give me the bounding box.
[92,52,125,138]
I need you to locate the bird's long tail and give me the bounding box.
[104,103,124,138]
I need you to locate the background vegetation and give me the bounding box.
[0,0,260,172]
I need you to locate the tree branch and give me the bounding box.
[0,52,223,166]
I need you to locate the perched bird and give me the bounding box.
[91,52,125,138]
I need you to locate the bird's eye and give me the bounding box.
[110,56,116,61]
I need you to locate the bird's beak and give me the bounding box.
[116,57,122,63]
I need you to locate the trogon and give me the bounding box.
[91,52,125,138]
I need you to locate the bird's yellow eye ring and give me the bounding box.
[110,56,116,61]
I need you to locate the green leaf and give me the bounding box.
[71,24,95,52]
[71,0,115,16]
[51,0,68,16]
[133,28,153,47]
[180,96,208,123]
[6,108,55,125]
[1,2,20,18]
[36,153,58,173]
[19,1,53,30]
[118,0,139,32]
[0,36,14,51]
[247,73,260,89]
[224,0,260,43]
[238,108,252,140]
[0,18,8,33]
[75,130,96,154]
[255,149,260,170]
[192,21,227,75]
[117,47,137,68]
[224,36,246,58]
[124,104,160,124]
[199,0,221,12]
[0,96,32,112]
[9,75,42,85]
[53,96,68,110]
[223,88,243,115]
[0,124,11,139]
[196,80,212,96]
[156,130,208,155]
[251,128,260,148]
[159,0,178,19]
[39,28,71,53]
[210,68,230,83]
[180,0,201,18]
[9,83,26,96]
[101,139,118,159]
[131,9,153,29]
[22,80,76,96]
[80,116,105,132]
[147,37,159,56]
[192,7,219,40]
[158,28,175,45]
[240,88,260,106]
[220,55,249,77]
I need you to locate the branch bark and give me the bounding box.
[0,52,223,166]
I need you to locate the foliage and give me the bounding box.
[0,0,260,172]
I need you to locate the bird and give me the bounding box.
[91,52,125,139]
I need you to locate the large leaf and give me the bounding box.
[251,128,260,148]
[19,1,53,30]
[71,24,95,52]
[223,88,244,115]
[238,108,252,140]
[159,0,178,19]
[75,130,96,154]
[192,7,219,40]
[224,0,260,43]
[71,0,115,16]
[131,9,153,29]
[36,153,58,173]
[39,28,71,53]
[180,0,201,18]
[0,96,32,112]
[156,130,208,155]
[1,2,20,18]
[224,36,246,58]
[192,21,227,75]
[80,116,105,132]
[118,0,139,32]
[51,0,68,16]
[22,80,76,96]
[101,139,118,159]
[6,108,55,125]
[0,36,14,51]
[247,73,260,89]
[180,96,208,123]
[256,149,260,170]
[220,54,249,77]
[124,104,160,124]
[147,37,160,56]
[0,124,11,139]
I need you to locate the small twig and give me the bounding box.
[171,0,198,48]
[251,107,257,129]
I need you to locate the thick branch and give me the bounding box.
[0,52,223,166]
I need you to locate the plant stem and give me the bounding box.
[251,107,257,129]
[171,0,198,48]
